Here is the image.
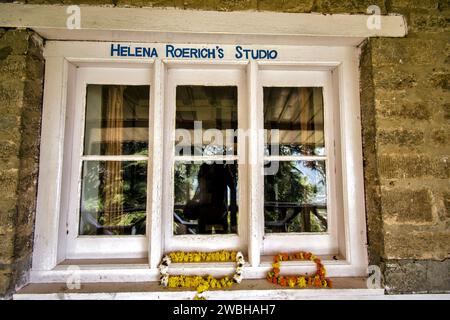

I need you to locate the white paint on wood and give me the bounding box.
[14,289,389,300]
[0,4,407,46]
[32,57,69,271]
[148,60,164,269]
[247,61,262,267]
[13,278,390,300]
[162,63,248,252]
[63,66,152,260]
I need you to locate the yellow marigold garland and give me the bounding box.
[266,252,332,289]
[159,251,245,300]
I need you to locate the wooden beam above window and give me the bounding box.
[0,4,407,45]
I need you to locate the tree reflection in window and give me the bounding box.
[264,161,327,233]
[79,161,147,235]
[79,84,149,236]
[263,86,327,234]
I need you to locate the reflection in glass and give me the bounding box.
[174,162,238,235]
[175,86,238,156]
[264,87,324,156]
[79,161,147,236]
[264,161,327,233]
[84,85,150,156]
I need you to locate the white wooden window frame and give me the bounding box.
[64,67,152,260]
[163,63,248,253]
[258,67,342,256]
[31,41,368,283]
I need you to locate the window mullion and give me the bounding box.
[148,60,164,269]
[247,61,263,267]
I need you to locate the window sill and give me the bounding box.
[14,278,384,300]
[29,255,363,284]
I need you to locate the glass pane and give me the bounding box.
[264,87,325,156]
[84,85,149,156]
[79,160,147,236]
[175,86,238,156]
[264,161,327,233]
[173,161,238,235]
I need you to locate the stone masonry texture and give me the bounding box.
[0,0,449,297]
[0,28,44,299]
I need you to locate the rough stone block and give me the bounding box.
[315,0,386,14]
[0,127,21,146]
[0,143,20,170]
[371,38,449,67]
[0,234,14,265]
[0,201,16,226]
[377,129,424,146]
[0,169,19,197]
[444,103,450,119]
[383,227,450,260]
[173,0,217,10]
[409,11,450,33]
[378,154,449,179]
[0,56,27,80]
[439,0,450,10]
[377,100,431,120]
[116,0,175,7]
[372,66,417,90]
[382,188,433,223]
[383,260,427,293]
[0,270,12,297]
[0,30,30,57]
[258,0,314,12]
[22,80,43,109]
[444,192,450,218]
[0,140,19,160]
[425,258,450,291]
[429,69,450,90]
[0,223,13,234]
[217,0,257,11]
[389,0,440,10]
[25,56,45,81]
[431,128,449,145]
[383,259,450,293]
[0,81,25,108]
[26,0,113,4]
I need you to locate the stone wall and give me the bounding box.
[0,0,448,297]
[366,0,450,293]
[0,29,44,298]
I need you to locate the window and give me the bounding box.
[259,68,342,256]
[65,68,151,259]
[163,65,247,252]
[32,42,368,283]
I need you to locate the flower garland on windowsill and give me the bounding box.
[159,251,245,300]
[266,252,332,288]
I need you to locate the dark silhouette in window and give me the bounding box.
[182,163,237,234]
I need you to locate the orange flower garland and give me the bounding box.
[266,252,332,288]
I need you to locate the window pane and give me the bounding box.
[173,161,238,235]
[175,86,238,156]
[264,87,325,156]
[264,161,327,233]
[83,85,149,156]
[79,160,147,236]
